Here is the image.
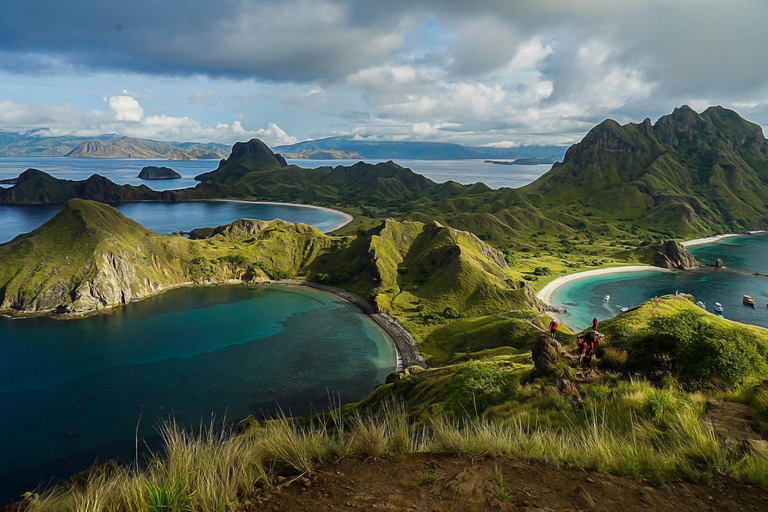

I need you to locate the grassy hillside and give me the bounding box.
[520,106,768,236]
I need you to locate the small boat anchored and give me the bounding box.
[743,295,756,307]
[714,302,724,317]
[603,294,610,302]
[696,301,706,310]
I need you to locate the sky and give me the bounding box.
[1,0,767,148]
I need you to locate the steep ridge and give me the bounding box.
[519,105,768,235]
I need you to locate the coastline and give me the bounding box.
[537,230,768,309]
[210,199,354,232]
[278,279,426,370]
[681,230,765,247]
[536,265,669,307]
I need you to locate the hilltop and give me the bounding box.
[520,105,768,235]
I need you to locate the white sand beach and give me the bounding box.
[536,265,670,307]
[211,199,354,232]
[681,230,765,247]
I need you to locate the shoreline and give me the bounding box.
[278,279,426,370]
[209,199,353,232]
[681,230,765,247]
[0,276,426,371]
[536,265,670,307]
[537,230,768,309]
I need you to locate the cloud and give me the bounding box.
[107,95,144,121]
[1,1,768,146]
[0,96,296,145]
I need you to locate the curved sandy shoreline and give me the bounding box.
[681,230,765,247]
[210,199,353,232]
[536,265,671,307]
[537,230,768,309]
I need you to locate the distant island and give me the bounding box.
[137,165,182,180]
[277,136,567,161]
[484,157,558,165]
[0,131,229,159]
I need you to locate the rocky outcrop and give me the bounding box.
[137,166,181,180]
[652,240,700,269]
[531,334,570,376]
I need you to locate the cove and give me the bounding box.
[0,199,350,243]
[0,284,396,505]
[549,232,768,331]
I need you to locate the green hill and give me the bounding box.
[0,200,541,345]
[519,106,768,236]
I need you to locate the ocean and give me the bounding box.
[549,232,768,331]
[0,284,396,505]
[0,157,553,191]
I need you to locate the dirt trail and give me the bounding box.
[246,454,768,511]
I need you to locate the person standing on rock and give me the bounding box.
[592,316,599,332]
[549,318,559,339]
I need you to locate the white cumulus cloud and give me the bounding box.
[107,95,144,121]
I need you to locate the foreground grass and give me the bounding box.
[20,394,768,512]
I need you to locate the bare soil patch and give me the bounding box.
[246,453,768,511]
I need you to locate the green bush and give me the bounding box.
[598,346,628,372]
[447,361,516,415]
[624,310,768,389]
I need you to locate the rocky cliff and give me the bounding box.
[651,240,700,269]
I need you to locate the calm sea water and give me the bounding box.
[0,157,552,191]
[0,284,396,505]
[0,201,348,243]
[551,233,768,331]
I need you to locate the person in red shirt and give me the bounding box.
[549,318,559,339]
[592,316,599,331]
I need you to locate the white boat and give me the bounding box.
[696,301,706,310]
[603,294,610,302]
[620,306,629,312]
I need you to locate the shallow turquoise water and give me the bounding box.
[0,285,396,504]
[551,232,768,331]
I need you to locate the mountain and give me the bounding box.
[0,168,168,204]
[192,138,288,182]
[276,136,567,161]
[0,131,229,158]
[65,137,229,159]
[519,105,768,235]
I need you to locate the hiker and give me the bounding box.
[549,318,559,339]
[578,330,601,369]
[592,316,598,331]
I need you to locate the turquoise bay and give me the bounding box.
[0,285,396,503]
[551,232,768,331]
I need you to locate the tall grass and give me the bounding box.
[22,394,768,511]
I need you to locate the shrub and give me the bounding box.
[624,310,768,389]
[447,361,516,415]
[598,347,628,372]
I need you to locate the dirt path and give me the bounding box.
[245,454,768,511]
